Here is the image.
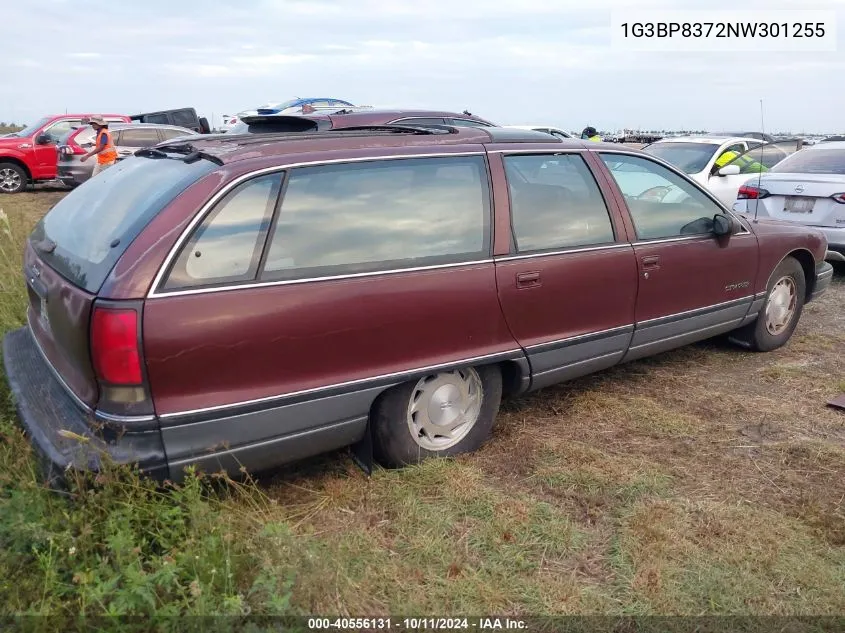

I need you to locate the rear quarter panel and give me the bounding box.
[749,218,827,291]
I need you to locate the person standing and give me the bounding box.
[580,126,601,142]
[81,116,118,176]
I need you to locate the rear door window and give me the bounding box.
[31,156,217,292]
[392,118,448,126]
[504,153,615,252]
[160,128,192,140]
[262,156,491,280]
[143,113,170,124]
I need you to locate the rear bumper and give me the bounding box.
[810,261,835,302]
[57,163,92,187]
[2,327,168,483]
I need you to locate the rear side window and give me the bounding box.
[143,113,169,124]
[160,128,192,140]
[504,154,615,252]
[171,109,198,129]
[262,156,491,280]
[31,156,217,293]
[117,128,162,147]
[392,118,447,126]
[164,174,282,290]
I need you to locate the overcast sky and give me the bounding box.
[3,0,844,133]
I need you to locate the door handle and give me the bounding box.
[516,271,541,288]
[641,255,661,270]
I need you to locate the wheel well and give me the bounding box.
[498,360,527,398]
[786,249,815,301]
[0,157,32,181]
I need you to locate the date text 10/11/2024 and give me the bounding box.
[307,617,527,630]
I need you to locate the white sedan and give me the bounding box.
[642,135,799,206]
[732,141,845,263]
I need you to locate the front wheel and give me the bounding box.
[372,365,502,468]
[732,256,806,352]
[0,163,27,194]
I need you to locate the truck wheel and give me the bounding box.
[372,365,502,468]
[732,256,806,352]
[0,163,27,194]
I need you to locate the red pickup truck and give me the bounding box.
[0,113,130,193]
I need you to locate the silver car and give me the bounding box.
[57,122,198,187]
[731,141,845,263]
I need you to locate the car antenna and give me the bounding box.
[753,98,765,223]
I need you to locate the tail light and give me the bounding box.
[831,193,845,204]
[90,303,153,417]
[91,308,142,384]
[737,184,770,200]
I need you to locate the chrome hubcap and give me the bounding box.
[0,168,21,192]
[765,276,797,335]
[407,368,483,451]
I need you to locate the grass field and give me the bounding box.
[1,191,844,619]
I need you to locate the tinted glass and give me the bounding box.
[643,142,721,174]
[263,156,490,280]
[504,154,614,251]
[770,148,845,174]
[118,128,162,147]
[725,143,791,172]
[600,153,723,240]
[450,118,492,128]
[143,113,169,124]
[171,109,198,128]
[392,118,447,126]
[165,173,282,289]
[31,156,217,292]
[160,128,194,140]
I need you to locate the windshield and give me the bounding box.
[643,142,720,174]
[770,148,845,175]
[10,116,51,138]
[30,155,217,292]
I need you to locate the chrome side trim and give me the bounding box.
[147,151,486,298]
[495,243,631,262]
[94,410,157,424]
[636,295,754,328]
[150,259,495,299]
[26,316,92,415]
[524,324,635,352]
[158,348,523,420]
[487,148,583,154]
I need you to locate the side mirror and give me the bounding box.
[717,164,741,177]
[712,213,740,237]
[35,133,52,145]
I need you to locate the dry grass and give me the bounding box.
[1,191,844,616]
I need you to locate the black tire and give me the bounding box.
[731,256,806,352]
[0,162,27,194]
[372,365,502,468]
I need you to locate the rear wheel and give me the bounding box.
[0,163,27,194]
[732,256,805,352]
[372,365,502,468]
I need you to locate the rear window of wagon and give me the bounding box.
[30,155,217,293]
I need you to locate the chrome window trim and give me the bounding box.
[495,243,631,262]
[150,259,495,298]
[147,151,487,299]
[487,148,582,154]
[158,348,522,421]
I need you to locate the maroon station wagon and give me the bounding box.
[3,124,834,483]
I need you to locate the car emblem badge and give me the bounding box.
[794,184,805,194]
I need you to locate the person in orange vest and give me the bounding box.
[81,115,118,176]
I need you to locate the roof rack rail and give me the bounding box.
[333,124,458,135]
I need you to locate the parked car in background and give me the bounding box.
[219,115,240,133]
[56,123,199,187]
[505,125,574,139]
[225,109,497,135]
[712,131,777,144]
[240,97,357,117]
[3,127,832,485]
[642,136,794,206]
[131,108,210,134]
[732,141,845,263]
[0,113,130,193]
